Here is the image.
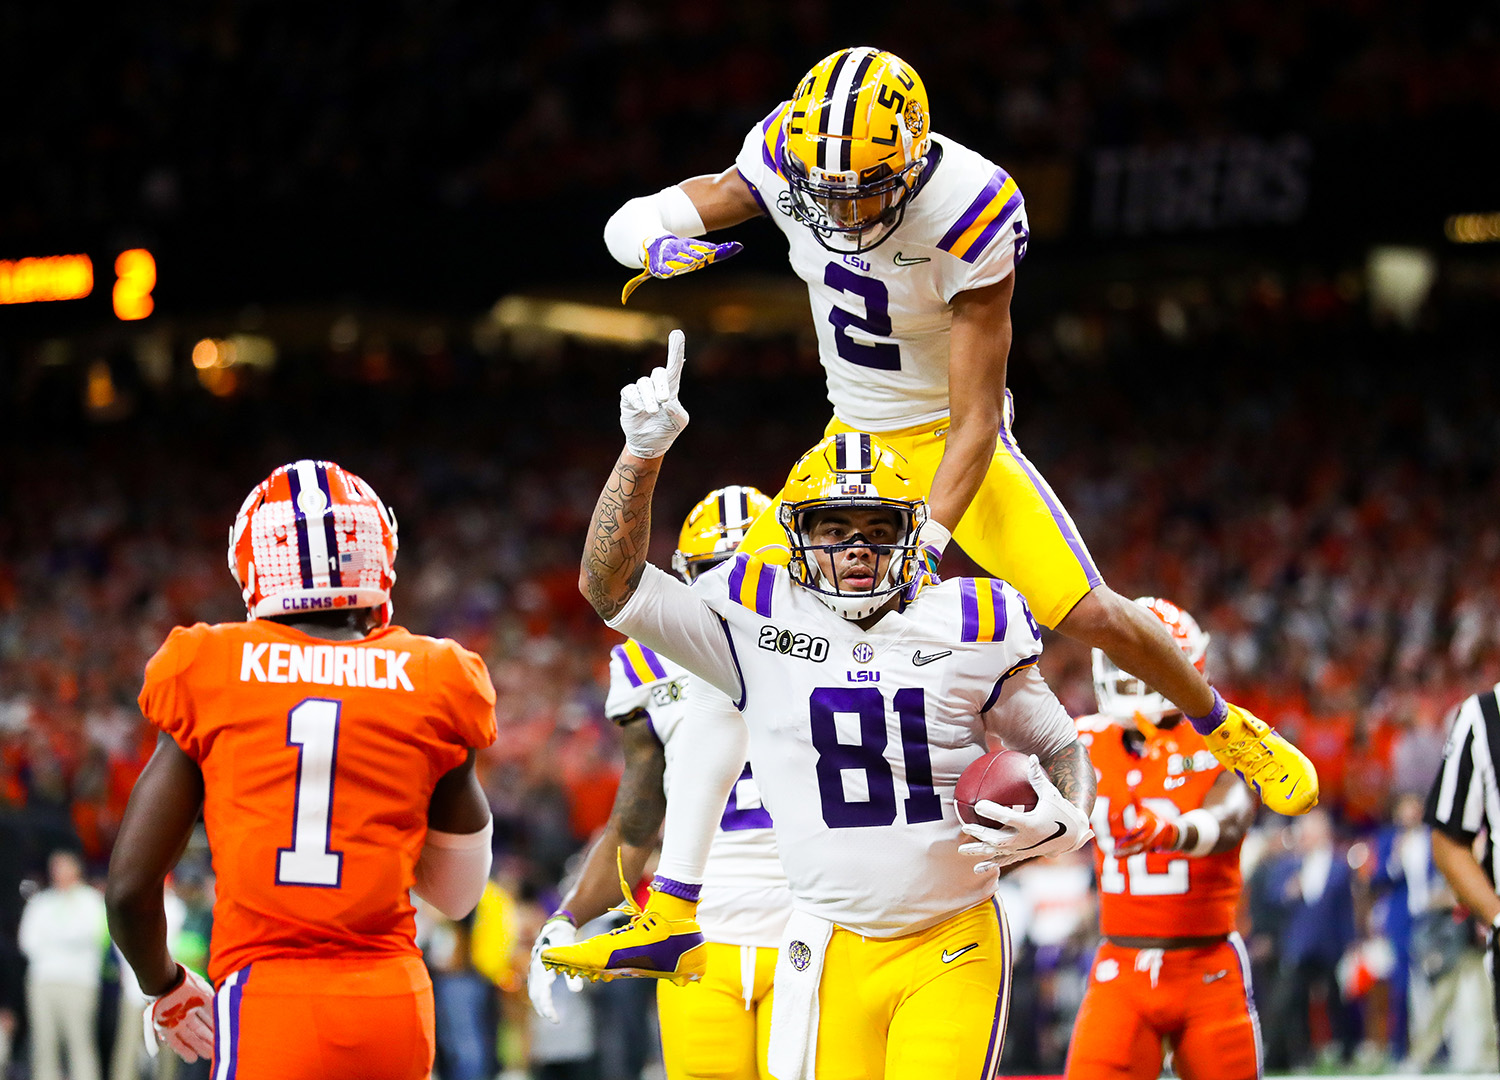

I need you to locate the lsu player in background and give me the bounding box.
[528,484,792,1080]
[603,45,1315,814]
[106,461,497,1080]
[1066,598,1261,1080]
[546,333,1094,1079]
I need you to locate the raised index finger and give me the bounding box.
[663,328,686,397]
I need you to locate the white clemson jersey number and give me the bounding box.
[1092,795,1189,897]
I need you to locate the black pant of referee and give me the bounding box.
[1424,684,1500,1039]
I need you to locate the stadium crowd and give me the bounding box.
[6,0,1497,279]
[1,267,1498,1075]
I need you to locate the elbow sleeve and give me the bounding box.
[412,818,493,920]
[603,186,707,267]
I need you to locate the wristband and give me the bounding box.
[1175,808,1220,856]
[550,909,577,927]
[1186,689,1228,736]
[917,519,952,571]
[604,187,707,268]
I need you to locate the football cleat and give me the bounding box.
[1203,703,1320,816]
[541,863,706,985]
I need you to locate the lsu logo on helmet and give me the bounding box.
[228,459,399,625]
[778,432,928,619]
[672,485,772,582]
[1092,598,1210,723]
[780,47,932,254]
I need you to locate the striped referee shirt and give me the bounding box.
[1424,684,1500,888]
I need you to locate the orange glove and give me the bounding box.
[1115,796,1181,857]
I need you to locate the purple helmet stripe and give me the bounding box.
[816,50,850,170]
[960,579,980,642]
[859,432,872,471]
[841,49,876,171]
[612,644,643,688]
[315,464,342,588]
[960,189,1024,265]
[938,167,1012,252]
[834,434,848,471]
[284,467,316,589]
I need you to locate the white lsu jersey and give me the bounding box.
[605,639,791,948]
[610,556,1077,938]
[735,106,1030,432]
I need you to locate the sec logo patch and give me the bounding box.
[852,642,875,664]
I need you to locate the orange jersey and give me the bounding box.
[140,619,497,984]
[1076,713,1241,940]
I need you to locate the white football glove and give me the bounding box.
[959,754,1094,872]
[620,329,689,459]
[528,914,584,1023]
[142,963,215,1063]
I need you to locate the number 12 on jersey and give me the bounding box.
[277,698,345,888]
[1092,795,1188,896]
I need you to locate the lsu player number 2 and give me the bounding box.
[824,264,901,371]
[277,697,345,887]
[810,686,943,827]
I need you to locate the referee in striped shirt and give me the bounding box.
[1425,683,1500,1032]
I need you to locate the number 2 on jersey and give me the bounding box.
[824,264,901,371]
[276,698,344,887]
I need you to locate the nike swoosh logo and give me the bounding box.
[1020,821,1067,851]
[893,251,931,266]
[1203,970,1227,984]
[942,943,979,964]
[912,649,952,666]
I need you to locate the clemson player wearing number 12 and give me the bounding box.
[1066,597,1262,1080]
[106,460,498,1080]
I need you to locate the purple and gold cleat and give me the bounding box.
[541,869,706,985]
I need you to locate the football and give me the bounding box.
[955,750,1037,829]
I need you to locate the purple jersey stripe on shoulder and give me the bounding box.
[960,579,980,642]
[753,562,774,618]
[980,655,1039,713]
[988,580,1009,641]
[938,167,1010,252]
[639,645,667,681]
[727,552,749,605]
[612,644,643,688]
[960,188,1024,264]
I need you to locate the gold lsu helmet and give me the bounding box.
[672,485,773,583]
[781,47,932,254]
[777,432,928,619]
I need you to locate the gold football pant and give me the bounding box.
[657,942,777,1080]
[806,898,1012,1080]
[738,397,1102,629]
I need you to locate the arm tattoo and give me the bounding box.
[1043,740,1096,814]
[582,454,659,620]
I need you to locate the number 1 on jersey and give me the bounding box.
[277,698,344,888]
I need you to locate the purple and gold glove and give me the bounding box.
[621,236,743,304]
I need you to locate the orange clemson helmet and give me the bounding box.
[1091,597,1209,723]
[228,460,399,625]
